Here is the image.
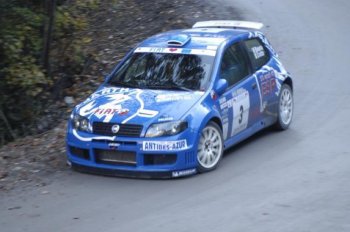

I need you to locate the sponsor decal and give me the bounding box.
[219,97,230,139]
[248,31,277,57]
[158,116,174,122]
[251,45,265,59]
[135,47,216,56]
[184,28,229,33]
[254,66,280,112]
[118,109,129,115]
[77,88,158,124]
[219,88,250,138]
[222,118,229,140]
[172,168,196,178]
[142,140,187,151]
[83,88,134,104]
[219,97,228,110]
[190,37,225,45]
[94,108,129,115]
[210,90,218,100]
[182,48,191,54]
[137,109,158,118]
[231,88,250,136]
[108,142,120,149]
[206,45,218,50]
[78,90,133,122]
[262,101,268,111]
[155,94,192,102]
[260,70,276,96]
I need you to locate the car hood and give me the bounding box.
[76,86,204,125]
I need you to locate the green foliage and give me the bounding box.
[0,1,46,90]
[4,57,48,96]
[0,0,99,144]
[52,1,92,74]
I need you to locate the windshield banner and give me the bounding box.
[134,47,216,56]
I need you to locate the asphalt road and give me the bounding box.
[1,0,350,231]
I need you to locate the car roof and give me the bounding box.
[139,28,252,50]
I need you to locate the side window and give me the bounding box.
[220,43,250,87]
[243,38,270,71]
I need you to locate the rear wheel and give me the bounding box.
[197,122,224,173]
[275,84,293,130]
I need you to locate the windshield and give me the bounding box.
[108,52,214,91]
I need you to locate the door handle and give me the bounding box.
[252,82,257,89]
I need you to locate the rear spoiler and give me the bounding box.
[192,20,263,30]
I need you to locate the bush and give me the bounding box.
[0,0,98,144]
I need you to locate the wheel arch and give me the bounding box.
[192,112,223,144]
[283,76,293,91]
[209,116,223,131]
[185,103,224,151]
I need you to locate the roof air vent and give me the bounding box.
[167,34,191,47]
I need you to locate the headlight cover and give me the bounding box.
[145,121,188,138]
[71,113,90,132]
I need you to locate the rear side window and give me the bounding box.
[244,38,270,71]
[220,43,250,87]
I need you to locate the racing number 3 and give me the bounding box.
[231,89,250,136]
[238,105,244,124]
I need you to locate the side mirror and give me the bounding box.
[215,78,228,95]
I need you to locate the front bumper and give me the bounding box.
[66,128,199,178]
[71,163,186,179]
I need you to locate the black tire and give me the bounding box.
[274,84,293,130]
[197,121,224,173]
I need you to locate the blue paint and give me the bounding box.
[66,25,292,177]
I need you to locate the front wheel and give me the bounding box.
[274,84,293,130]
[197,122,224,173]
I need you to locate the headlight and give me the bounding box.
[72,113,90,132]
[145,121,188,138]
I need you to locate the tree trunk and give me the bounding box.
[0,107,16,140]
[42,0,56,76]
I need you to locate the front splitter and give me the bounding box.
[71,162,197,179]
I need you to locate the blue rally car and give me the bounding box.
[66,20,293,178]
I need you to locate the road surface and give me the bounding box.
[1,0,350,231]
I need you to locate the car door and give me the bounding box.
[218,42,261,141]
[242,38,276,117]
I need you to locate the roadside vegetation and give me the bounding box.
[0,0,100,145]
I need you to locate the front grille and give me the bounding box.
[69,146,90,160]
[92,122,143,137]
[92,139,137,147]
[144,154,177,165]
[95,149,136,166]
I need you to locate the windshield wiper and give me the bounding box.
[108,80,139,88]
[147,83,192,91]
[168,84,192,91]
